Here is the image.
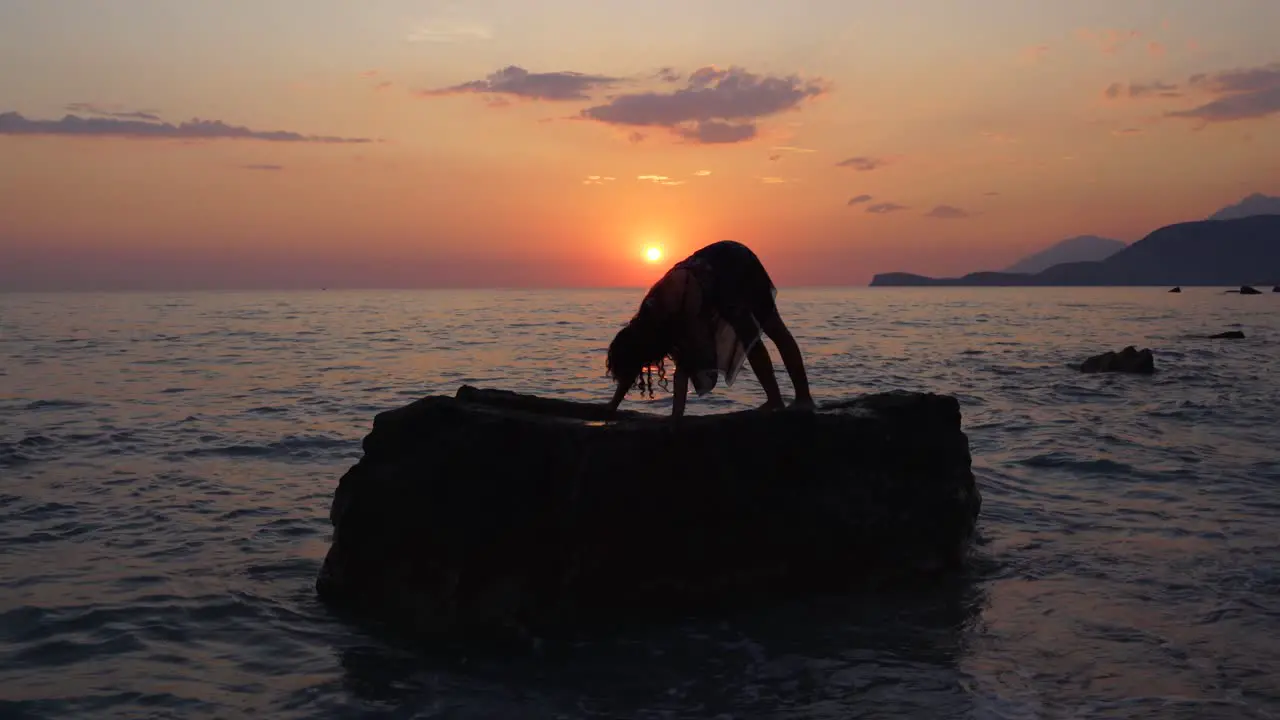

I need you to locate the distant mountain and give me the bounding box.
[1208,193,1280,221]
[1003,235,1126,274]
[870,214,1280,287]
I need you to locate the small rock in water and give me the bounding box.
[1239,285,1262,295]
[1209,331,1245,339]
[1079,346,1155,374]
[1169,286,1182,293]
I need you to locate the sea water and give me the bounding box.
[1,287,1278,719]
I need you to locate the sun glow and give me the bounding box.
[644,245,664,263]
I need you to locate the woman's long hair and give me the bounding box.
[605,301,672,399]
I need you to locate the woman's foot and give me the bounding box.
[789,396,816,411]
[758,398,785,412]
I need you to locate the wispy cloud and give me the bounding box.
[65,102,161,122]
[638,174,685,186]
[866,202,907,214]
[420,66,619,102]
[654,67,683,84]
[0,111,373,143]
[579,65,827,145]
[408,19,492,43]
[693,170,712,176]
[759,176,799,184]
[1104,81,1181,99]
[836,156,889,172]
[1147,41,1166,58]
[582,175,616,185]
[1111,127,1144,136]
[1113,62,1280,123]
[847,194,873,206]
[924,205,971,219]
[772,145,816,153]
[242,164,284,171]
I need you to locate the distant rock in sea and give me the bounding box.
[1003,235,1126,275]
[1209,331,1246,339]
[1079,347,1155,374]
[1239,285,1262,295]
[1169,286,1182,293]
[870,214,1280,287]
[1208,193,1280,221]
[315,386,982,642]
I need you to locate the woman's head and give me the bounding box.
[605,308,670,398]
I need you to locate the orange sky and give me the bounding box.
[1,1,1278,289]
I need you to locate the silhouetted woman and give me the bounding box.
[605,240,814,418]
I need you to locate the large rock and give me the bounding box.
[316,386,981,642]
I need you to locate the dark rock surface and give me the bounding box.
[1209,331,1246,339]
[1240,285,1262,295]
[1169,286,1182,293]
[1080,346,1155,374]
[316,386,982,642]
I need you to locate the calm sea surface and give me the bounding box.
[1,287,1278,719]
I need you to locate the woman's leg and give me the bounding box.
[746,339,785,409]
[759,312,814,407]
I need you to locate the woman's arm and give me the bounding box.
[606,372,635,414]
[671,366,689,418]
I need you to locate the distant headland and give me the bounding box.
[870,194,1280,287]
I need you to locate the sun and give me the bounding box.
[644,245,664,263]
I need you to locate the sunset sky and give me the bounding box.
[2,0,1279,289]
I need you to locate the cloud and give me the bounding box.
[836,156,888,171]
[1076,28,1141,55]
[693,170,712,176]
[242,164,284,171]
[1168,62,1280,122]
[981,131,1018,143]
[579,65,827,145]
[772,145,816,153]
[758,177,799,184]
[1147,41,1166,58]
[0,111,373,143]
[1111,127,1144,136]
[374,81,393,91]
[924,205,970,219]
[638,174,685,186]
[420,66,619,102]
[64,102,161,121]
[1105,80,1181,99]
[360,70,380,78]
[654,67,682,84]
[866,202,907,214]
[408,20,492,43]
[847,194,873,206]
[677,119,756,144]
[582,175,616,185]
